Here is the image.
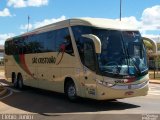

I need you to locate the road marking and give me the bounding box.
[0,81,21,93]
[6,87,21,93]
[0,90,13,100]
[0,82,9,86]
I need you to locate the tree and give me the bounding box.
[143,39,154,56]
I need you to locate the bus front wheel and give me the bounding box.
[65,80,77,101]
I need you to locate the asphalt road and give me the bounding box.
[0,79,160,120]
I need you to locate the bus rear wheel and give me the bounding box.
[65,81,77,101]
[12,73,18,88]
[17,74,24,90]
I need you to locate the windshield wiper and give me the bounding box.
[125,48,141,75]
[130,57,141,74]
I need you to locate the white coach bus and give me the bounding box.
[4,18,149,101]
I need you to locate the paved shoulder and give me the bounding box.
[148,84,160,96]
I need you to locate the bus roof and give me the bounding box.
[35,18,138,32]
[70,18,138,30]
[6,18,138,41]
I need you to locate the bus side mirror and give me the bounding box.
[82,34,101,53]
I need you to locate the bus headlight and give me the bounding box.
[97,80,115,87]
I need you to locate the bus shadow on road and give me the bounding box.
[0,85,140,115]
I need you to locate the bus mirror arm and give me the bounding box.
[82,34,101,53]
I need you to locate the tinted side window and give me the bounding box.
[5,41,12,55]
[72,26,92,63]
[37,33,45,53]
[44,31,56,52]
[72,26,96,71]
[56,28,74,55]
[37,28,73,54]
[37,31,56,53]
[25,35,38,54]
[5,28,74,55]
[17,38,24,54]
[5,39,23,55]
[12,39,19,55]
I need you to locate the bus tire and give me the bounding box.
[17,74,24,90]
[12,73,18,88]
[12,73,16,84]
[65,80,77,101]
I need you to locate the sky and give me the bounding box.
[0,0,160,45]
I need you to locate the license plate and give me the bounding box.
[125,91,134,96]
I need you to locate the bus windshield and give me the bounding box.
[72,26,148,77]
[96,30,148,77]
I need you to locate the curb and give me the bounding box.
[149,81,160,84]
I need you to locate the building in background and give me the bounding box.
[143,36,160,69]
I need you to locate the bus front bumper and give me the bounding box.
[96,81,149,100]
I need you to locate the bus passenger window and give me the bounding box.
[56,28,74,56]
[64,35,74,56]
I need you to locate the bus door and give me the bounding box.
[82,39,97,98]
